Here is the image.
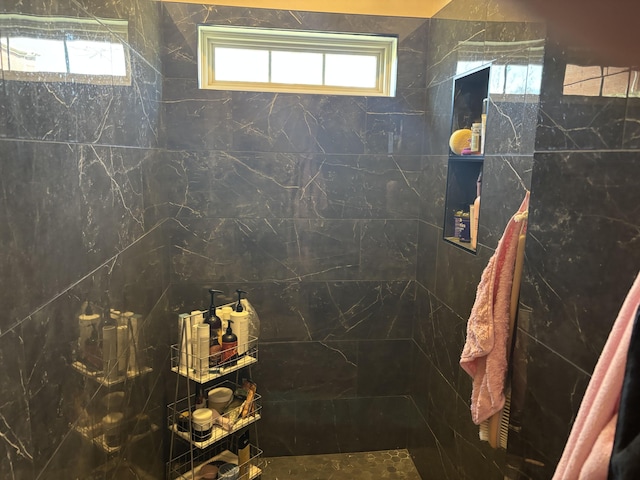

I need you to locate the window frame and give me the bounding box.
[197,24,397,97]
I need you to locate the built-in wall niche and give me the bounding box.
[443,65,490,253]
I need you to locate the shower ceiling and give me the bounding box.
[156,0,451,18]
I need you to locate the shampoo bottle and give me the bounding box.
[237,430,251,477]
[221,320,238,366]
[231,289,250,356]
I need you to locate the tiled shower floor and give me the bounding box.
[261,449,421,479]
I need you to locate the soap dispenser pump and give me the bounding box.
[221,319,238,366]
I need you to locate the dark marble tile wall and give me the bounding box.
[0,0,169,478]
[160,4,429,457]
[508,28,640,478]
[410,0,544,478]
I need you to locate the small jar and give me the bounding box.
[191,408,213,442]
[103,412,124,448]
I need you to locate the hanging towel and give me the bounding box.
[609,305,640,479]
[460,191,529,425]
[552,271,640,480]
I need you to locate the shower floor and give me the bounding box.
[261,449,421,479]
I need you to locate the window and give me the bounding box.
[0,14,130,85]
[198,25,397,97]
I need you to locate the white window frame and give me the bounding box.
[198,25,397,97]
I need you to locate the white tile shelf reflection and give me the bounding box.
[170,446,263,480]
[72,360,152,387]
[74,421,159,455]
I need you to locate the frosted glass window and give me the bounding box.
[67,39,127,76]
[214,47,269,82]
[271,51,323,85]
[199,25,397,96]
[0,15,130,85]
[505,65,527,94]
[325,54,377,88]
[526,64,543,95]
[6,37,66,73]
[489,64,506,94]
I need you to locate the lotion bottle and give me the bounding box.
[221,320,238,366]
[231,289,250,356]
[470,172,482,250]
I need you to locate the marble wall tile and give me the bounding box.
[521,151,640,373]
[171,218,362,282]
[365,89,427,155]
[297,154,422,220]
[162,78,232,151]
[254,341,358,402]
[478,155,532,250]
[359,220,418,280]
[416,222,440,291]
[505,328,591,480]
[22,230,169,479]
[0,331,34,480]
[158,151,422,221]
[230,92,367,155]
[414,291,467,387]
[170,279,414,343]
[535,38,628,151]
[0,141,155,331]
[333,396,412,452]
[418,155,448,226]
[357,339,413,396]
[426,19,487,90]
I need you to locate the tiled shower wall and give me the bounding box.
[0,0,170,478]
[409,1,640,480]
[159,3,430,457]
[409,0,544,478]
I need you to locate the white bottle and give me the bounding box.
[470,172,482,250]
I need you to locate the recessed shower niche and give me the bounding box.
[443,65,490,253]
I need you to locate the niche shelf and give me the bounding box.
[443,65,490,253]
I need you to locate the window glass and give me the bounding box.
[325,53,377,88]
[214,47,269,82]
[271,50,323,85]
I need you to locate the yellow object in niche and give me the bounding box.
[449,129,472,155]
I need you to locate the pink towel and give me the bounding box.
[460,191,529,425]
[553,271,640,480]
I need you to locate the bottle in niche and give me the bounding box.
[471,172,482,250]
[481,98,488,154]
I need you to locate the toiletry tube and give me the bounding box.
[196,324,210,376]
[102,326,118,381]
[178,313,190,371]
[481,98,488,154]
[116,325,128,375]
[231,310,249,355]
[191,323,199,373]
[127,314,140,373]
